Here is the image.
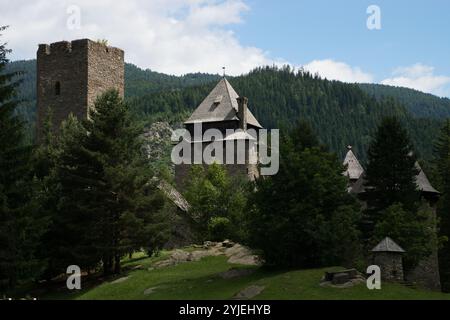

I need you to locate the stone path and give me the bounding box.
[233,285,265,300]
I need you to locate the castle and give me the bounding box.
[35,38,442,290]
[36,39,124,141]
[36,39,262,186]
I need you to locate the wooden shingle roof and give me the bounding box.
[372,237,405,253]
[184,78,262,128]
[344,147,439,196]
[343,146,364,181]
[415,162,440,194]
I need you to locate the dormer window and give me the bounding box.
[213,95,223,105]
[55,81,61,95]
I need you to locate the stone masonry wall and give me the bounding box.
[406,202,441,291]
[87,41,124,110]
[373,252,404,282]
[36,39,124,142]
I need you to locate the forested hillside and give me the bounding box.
[5,60,221,133]
[359,83,450,119]
[128,66,442,161]
[6,60,447,161]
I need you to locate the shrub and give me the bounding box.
[207,217,232,241]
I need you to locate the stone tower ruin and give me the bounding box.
[36,39,124,142]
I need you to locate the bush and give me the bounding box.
[184,164,248,242]
[207,217,232,241]
[372,202,436,271]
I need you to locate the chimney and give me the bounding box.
[237,97,248,131]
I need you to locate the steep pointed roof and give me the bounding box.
[184,78,262,128]
[343,146,364,181]
[415,162,440,194]
[371,237,405,253]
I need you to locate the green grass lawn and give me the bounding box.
[39,250,450,300]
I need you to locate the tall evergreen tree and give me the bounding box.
[50,91,168,276]
[246,121,361,268]
[434,119,450,292]
[0,26,47,291]
[364,116,420,234]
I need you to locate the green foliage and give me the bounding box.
[127,66,442,162]
[246,121,362,268]
[372,203,436,271]
[0,26,48,291]
[184,164,248,242]
[39,91,169,277]
[360,83,450,119]
[7,61,444,161]
[96,39,108,46]
[207,217,232,242]
[364,116,421,238]
[434,120,450,292]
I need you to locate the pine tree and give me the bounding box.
[0,26,47,291]
[364,116,420,233]
[434,119,450,292]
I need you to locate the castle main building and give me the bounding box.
[174,78,263,187]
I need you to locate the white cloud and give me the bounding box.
[303,59,374,83]
[2,2,449,97]
[0,0,281,75]
[381,63,450,96]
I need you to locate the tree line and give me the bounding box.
[6,60,447,162]
[0,31,171,290]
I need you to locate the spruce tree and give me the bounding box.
[434,119,450,292]
[246,120,361,267]
[0,26,47,291]
[51,91,168,276]
[364,116,420,231]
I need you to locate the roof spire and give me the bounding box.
[343,145,364,181]
[222,66,226,78]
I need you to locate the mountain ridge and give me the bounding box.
[6,60,448,161]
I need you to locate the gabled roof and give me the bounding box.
[184,78,262,128]
[343,147,440,196]
[343,146,364,181]
[415,162,440,194]
[371,237,405,253]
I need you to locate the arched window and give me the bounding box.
[55,81,61,95]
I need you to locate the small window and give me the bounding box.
[55,81,61,96]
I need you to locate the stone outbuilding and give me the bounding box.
[371,237,405,282]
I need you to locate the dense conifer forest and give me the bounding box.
[6,60,447,161]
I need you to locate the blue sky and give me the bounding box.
[2,0,450,96]
[234,0,450,84]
